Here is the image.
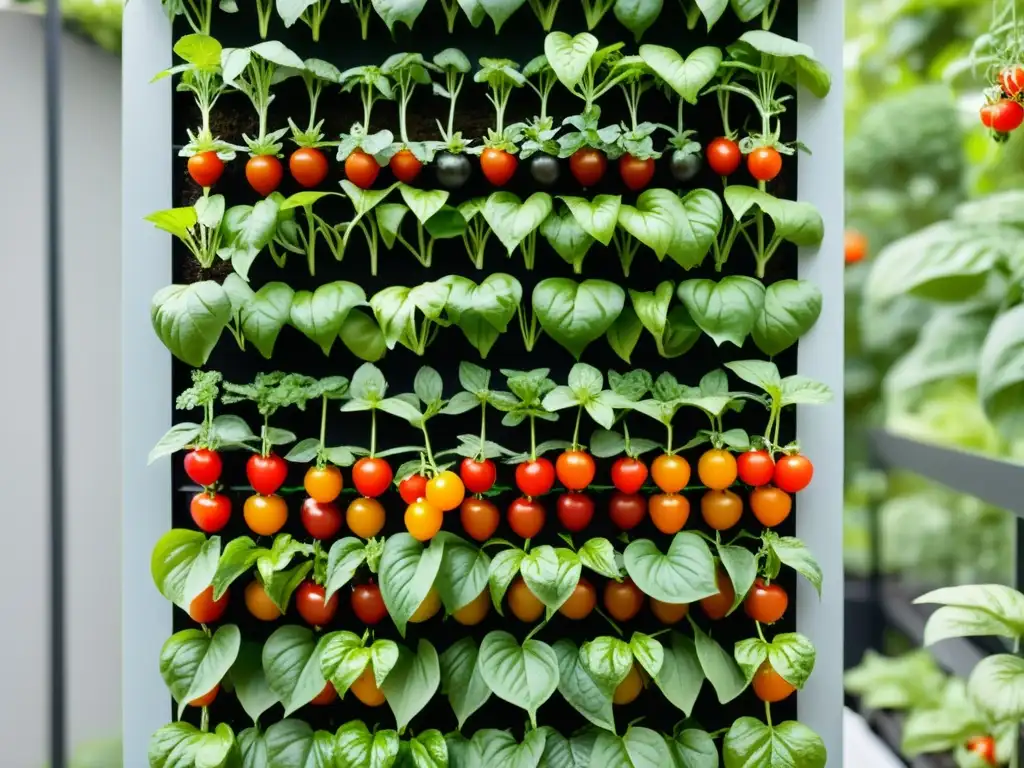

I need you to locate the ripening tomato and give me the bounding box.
[460,457,497,494]
[700,489,743,531]
[651,454,690,493]
[184,448,222,486]
[608,492,647,531]
[350,664,386,706]
[516,458,555,497]
[747,146,783,182]
[774,454,813,493]
[480,147,518,186]
[246,154,283,196]
[737,450,774,487]
[650,598,689,625]
[557,493,594,532]
[409,588,441,623]
[604,578,644,622]
[245,580,281,622]
[619,154,656,191]
[744,579,788,624]
[295,581,337,627]
[981,99,1024,132]
[290,147,329,188]
[351,583,388,625]
[453,590,490,626]
[556,450,596,491]
[699,569,735,620]
[351,457,393,498]
[707,137,741,176]
[649,493,690,534]
[750,486,792,527]
[244,494,288,536]
[570,148,607,186]
[310,681,337,706]
[752,662,795,703]
[460,497,500,542]
[845,230,868,265]
[247,453,288,496]
[346,496,385,538]
[611,457,648,494]
[345,150,380,189]
[190,492,231,533]
[399,473,428,504]
[508,497,546,539]
[300,498,343,540]
[390,149,423,183]
[189,684,219,708]
[187,151,224,188]
[405,499,443,541]
[698,449,737,490]
[1001,65,1024,96]
[189,585,228,624]
[559,578,597,619]
[613,664,643,705]
[425,470,465,512]
[965,735,998,766]
[507,577,544,622]
[304,465,343,503]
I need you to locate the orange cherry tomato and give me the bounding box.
[649,493,690,534]
[749,486,792,527]
[460,498,500,542]
[409,588,441,623]
[613,664,644,705]
[480,147,518,186]
[243,493,288,536]
[845,230,868,265]
[345,150,380,189]
[966,735,998,766]
[350,664,386,706]
[425,470,466,512]
[244,580,281,622]
[245,154,283,196]
[700,489,743,530]
[351,457,393,498]
[304,465,343,503]
[289,146,329,188]
[405,499,443,541]
[744,578,788,624]
[650,598,689,625]
[699,568,735,620]
[651,453,691,493]
[187,151,224,188]
[559,578,596,620]
[752,662,795,703]
[508,497,546,539]
[707,137,741,176]
[453,590,490,626]
[189,683,220,708]
[555,450,596,490]
[310,681,337,706]
[188,585,228,624]
[346,496,386,538]
[508,577,544,622]
[390,149,423,183]
[604,578,645,622]
[698,449,737,490]
[747,146,782,182]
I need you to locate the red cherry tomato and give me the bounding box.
[310,681,337,706]
[981,99,1024,132]
[480,147,518,186]
[774,454,813,493]
[966,735,998,766]
[508,497,545,539]
[345,150,380,189]
[618,154,656,191]
[556,450,596,491]
[608,492,646,530]
[289,147,329,188]
[190,492,231,533]
[1001,65,1024,96]
[707,137,741,175]
[390,149,423,183]
[295,582,337,627]
[300,498,343,540]
[184,448,222,486]
[247,453,288,496]
[610,457,648,494]
[351,457,393,498]
[189,684,220,707]
[737,450,774,487]
[187,151,224,188]
[460,458,497,494]
[246,154,283,196]
[351,583,388,625]
[752,662,795,703]
[556,493,594,533]
[516,458,555,497]
[569,148,607,186]
[460,497,500,542]
[845,230,868,265]
[747,146,783,182]
[744,578,789,624]
[189,585,229,624]
[398,473,428,505]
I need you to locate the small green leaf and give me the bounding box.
[381,639,441,734]
[589,727,672,768]
[533,278,626,359]
[478,631,559,728]
[579,636,634,696]
[638,44,722,103]
[752,279,822,357]
[623,533,718,603]
[723,718,827,768]
[440,637,492,729]
[654,632,704,716]
[552,638,615,732]
[262,625,328,716]
[159,625,241,715]
[677,276,765,347]
[692,621,745,704]
[520,546,583,617]
[379,534,446,636]
[151,282,232,367]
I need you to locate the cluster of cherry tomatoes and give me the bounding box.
[705,136,784,182]
[980,65,1024,135]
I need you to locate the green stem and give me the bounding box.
[200,707,209,733]
[756,621,767,642]
[306,210,317,276]
[370,409,377,457]
[261,416,270,457]
[530,415,537,462]
[479,402,488,460]
[666,423,674,454]
[572,407,583,451]
[421,423,437,470]
[764,701,773,728]
[319,395,328,460]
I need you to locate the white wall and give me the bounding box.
[0,12,121,767]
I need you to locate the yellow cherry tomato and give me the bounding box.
[405,500,443,541]
[613,664,643,705]
[350,664,386,707]
[409,588,441,623]
[425,470,466,512]
[453,590,490,626]
[304,465,343,503]
[347,496,386,538]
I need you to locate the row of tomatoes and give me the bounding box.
[186,135,784,197]
[184,447,812,541]
[981,65,1024,134]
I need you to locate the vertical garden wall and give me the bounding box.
[122,0,844,765]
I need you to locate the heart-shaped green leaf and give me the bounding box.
[533,278,626,359]
[482,192,554,255]
[677,276,765,347]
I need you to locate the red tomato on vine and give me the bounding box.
[556,450,596,491]
[460,458,497,494]
[965,735,998,766]
[744,579,788,624]
[187,152,224,188]
[184,448,222,486]
[610,457,648,494]
[351,583,388,625]
[399,473,428,504]
[351,457,393,498]
[247,453,288,496]
[246,155,283,196]
[190,492,231,533]
[737,450,774,487]
[774,454,813,493]
[516,458,555,497]
[290,147,329,188]
[556,492,594,532]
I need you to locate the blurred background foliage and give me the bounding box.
[5,0,122,53]
[845,0,1024,584]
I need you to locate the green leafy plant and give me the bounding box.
[276,0,333,40]
[475,57,527,157]
[287,58,341,152]
[381,53,438,165]
[335,65,395,177]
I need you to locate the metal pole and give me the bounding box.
[43,0,67,764]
